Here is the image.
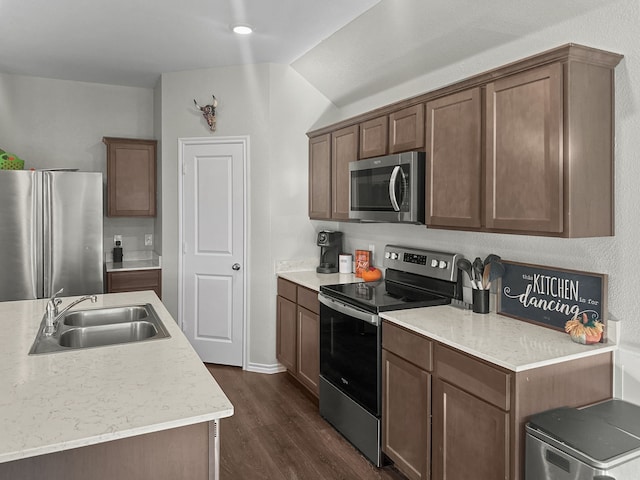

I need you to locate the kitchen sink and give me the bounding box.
[58,321,158,348]
[63,305,149,327]
[29,304,170,355]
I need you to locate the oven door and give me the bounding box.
[318,293,381,416]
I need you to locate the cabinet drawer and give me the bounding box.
[435,344,510,410]
[297,286,319,315]
[382,321,433,372]
[108,269,160,289]
[277,278,297,302]
[107,269,161,299]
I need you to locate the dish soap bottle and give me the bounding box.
[113,240,123,263]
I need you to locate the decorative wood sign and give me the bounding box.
[497,261,607,338]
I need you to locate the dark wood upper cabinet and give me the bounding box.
[426,88,482,229]
[331,125,359,220]
[359,115,388,159]
[389,104,425,153]
[307,44,622,237]
[308,134,332,220]
[103,137,157,217]
[485,63,563,233]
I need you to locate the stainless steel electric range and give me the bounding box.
[318,244,463,466]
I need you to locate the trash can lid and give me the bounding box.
[527,405,640,466]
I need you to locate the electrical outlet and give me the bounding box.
[114,235,122,245]
[144,234,153,247]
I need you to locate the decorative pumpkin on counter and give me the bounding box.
[361,266,382,282]
[565,312,604,344]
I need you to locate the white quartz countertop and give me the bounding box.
[0,291,233,464]
[277,270,362,291]
[381,305,617,372]
[104,258,161,272]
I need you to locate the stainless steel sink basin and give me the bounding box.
[58,321,158,348]
[63,305,149,327]
[29,303,170,355]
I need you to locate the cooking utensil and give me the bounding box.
[482,262,491,289]
[456,258,476,289]
[483,254,501,268]
[483,260,506,290]
[472,257,484,285]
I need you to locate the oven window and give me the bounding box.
[320,303,381,416]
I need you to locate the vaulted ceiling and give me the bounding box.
[1,0,610,106]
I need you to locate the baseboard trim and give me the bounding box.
[245,362,287,374]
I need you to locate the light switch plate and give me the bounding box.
[145,234,153,246]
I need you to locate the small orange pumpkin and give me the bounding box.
[361,267,382,282]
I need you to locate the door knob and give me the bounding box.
[232,263,241,271]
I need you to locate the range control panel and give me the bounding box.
[383,245,462,282]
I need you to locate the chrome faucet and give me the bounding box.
[43,288,97,336]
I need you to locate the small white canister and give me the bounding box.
[339,254,353,273]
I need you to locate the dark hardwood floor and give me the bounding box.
[206,364,406,480]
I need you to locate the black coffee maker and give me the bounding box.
[316,230,343,273]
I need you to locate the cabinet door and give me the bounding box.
[389,104,425,153]
[276,295,297,372]
[426,88,482,229]
[331,125,359,220]
[382,349,430,480]
[432,378,509,480]
[297,306,319,395]
[360,116,388,159]
[486,63,563,233]
[104,138,157,217]
[308,134,332,220]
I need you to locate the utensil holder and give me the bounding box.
[472,289,489,314]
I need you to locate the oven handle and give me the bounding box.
[318,293,380,326]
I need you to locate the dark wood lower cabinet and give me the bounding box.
[276,295,297,372]
[432,379,508,480]
[276,278,320,397]
[382,350,431,480]
[0,421,217,480]
[106,269,161,299]
[297,306,319,394]
[381,321,613,480]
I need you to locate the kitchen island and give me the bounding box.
[0,291,233,480]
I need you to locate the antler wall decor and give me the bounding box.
[194,95,218,132]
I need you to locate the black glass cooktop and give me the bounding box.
[320,280,450,314]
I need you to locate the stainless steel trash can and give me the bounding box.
[525,399,640,479]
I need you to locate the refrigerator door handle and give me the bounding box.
[43,172,53,298]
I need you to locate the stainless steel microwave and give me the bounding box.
[349,151,425,223]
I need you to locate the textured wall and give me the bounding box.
[0,73,156,260]
[159,64,336,369]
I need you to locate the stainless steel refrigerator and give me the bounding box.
[0,170,104,301]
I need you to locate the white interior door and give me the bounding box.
[179,137,246,366]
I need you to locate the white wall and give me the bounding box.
[0,73,156,260]
[159,64,336,370]
[313,0,640,400]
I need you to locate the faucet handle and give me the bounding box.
[48,288,64,315]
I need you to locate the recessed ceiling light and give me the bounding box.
[232,24,253,35]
